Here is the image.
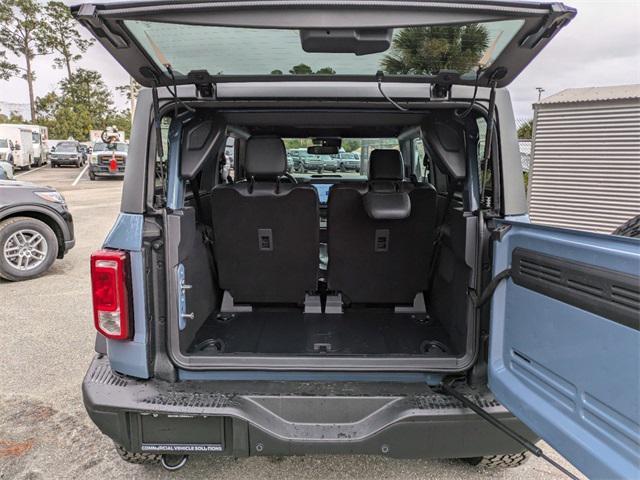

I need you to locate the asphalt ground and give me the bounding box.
[0,165,584,479]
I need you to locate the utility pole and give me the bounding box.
[536,87,545,102]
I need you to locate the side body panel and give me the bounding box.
[102,213,150,378]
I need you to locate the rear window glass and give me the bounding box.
[284,138,399,180]
[55,142,78,152]
[93,142,128,152]
[126,19,524,80]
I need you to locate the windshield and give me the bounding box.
[93,142,128,152]
[55,142,78,153]
[285,138,398,179]
[126,19,524,80]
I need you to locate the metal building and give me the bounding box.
[528,84,640,234]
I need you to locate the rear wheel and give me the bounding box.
[464,452,531,469]
[0,216,58,281]
[114,443,161,465]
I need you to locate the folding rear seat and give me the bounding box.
[327,149,437,305]
[210,137,319,305]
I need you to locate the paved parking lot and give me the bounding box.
[0,165,583,479]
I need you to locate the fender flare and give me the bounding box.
[0,204,72,244]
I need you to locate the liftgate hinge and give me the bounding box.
[188,70,216,99]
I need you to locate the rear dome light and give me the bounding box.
[90,250,131,340]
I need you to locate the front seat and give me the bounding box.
[210,137,319,304]
[327,149,438,305]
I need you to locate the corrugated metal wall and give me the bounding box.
[528,99,640,234]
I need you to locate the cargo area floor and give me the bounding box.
[188,310,457,356]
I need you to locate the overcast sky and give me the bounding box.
[1,0,639,120]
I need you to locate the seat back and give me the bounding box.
[211,137,319,304]
[328,149,437,305]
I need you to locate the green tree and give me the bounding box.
[0,110,27,123]
[315,67,336,75]
[517,120,533,139]
[342,139,361,152]
[270,69,283,75]
[0,0,47,120]
[0,50,18,80]
[289,63,314,75]
[381,25,489,75]
[37,1,93,79]
[105,109,132,139]
[116,78,141,121]
[36,69,119,140]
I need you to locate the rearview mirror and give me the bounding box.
[308,145,339,155]
[300,29,392,56]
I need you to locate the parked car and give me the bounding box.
[288,149,335,173]
[0,136,15,165]
[89,141,128,180]
[319,154,338,172]
[74,2,640,479]
[6,124,49,166]
[0,125,34,170]
[0,161,13,180]
[49,141,86,168]
[334,151,361,172]
[0,179,74,280]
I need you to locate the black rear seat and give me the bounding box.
[210,137,319,304]
[327,149,438,305]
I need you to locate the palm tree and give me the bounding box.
[381,25,489,75]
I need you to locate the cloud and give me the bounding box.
[509,0,640,118]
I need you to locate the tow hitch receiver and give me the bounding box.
[160,454,189,471]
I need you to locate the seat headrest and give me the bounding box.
[245,137,286,179]
[369,149,404,181]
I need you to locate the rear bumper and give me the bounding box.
[340,162,360,170]
[83,355,537,459]
[50,157,80,165]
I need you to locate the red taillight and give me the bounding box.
[90,250,131,340]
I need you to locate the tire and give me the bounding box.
[0,217,58,281]
[464,452,531,469]
[612,214,640,238]
[114,443,161,465]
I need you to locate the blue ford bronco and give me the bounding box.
[73,1,639,477]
